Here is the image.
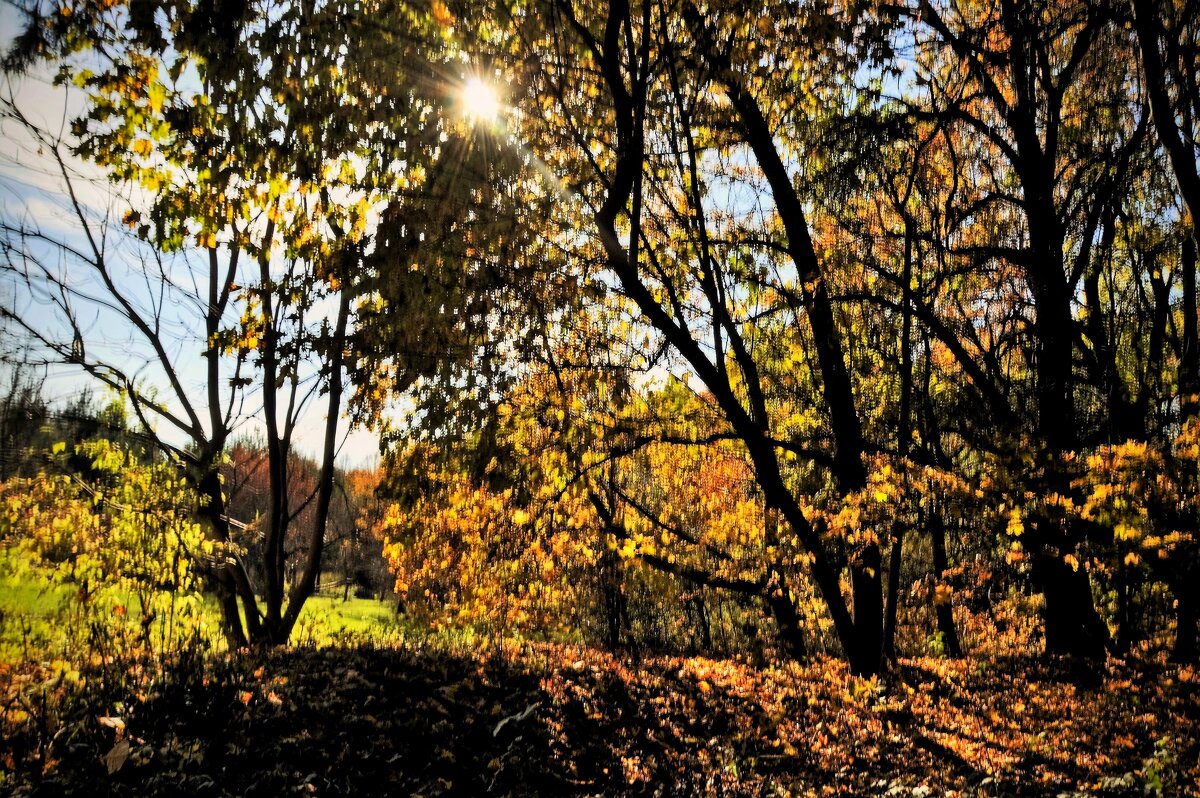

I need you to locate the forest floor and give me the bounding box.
[1,641,1197,797]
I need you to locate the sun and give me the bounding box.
[461,76,502,124]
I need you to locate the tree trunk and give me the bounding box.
[1030,284,1109,659]
[884,226,915,663]
[765,569,807,660]
[599,547,627,651]
[692,593,713,652]
[589,3,878,675]
[1114,558,1137,657]
[1130,0,1200,231]
[1171,238,1199,664]
[195,465,254,647]
[278,285,351,642]
[1181,236,1199,420]
[929,512,963,658]
[1172,578,1198,664]
[1036,553,1109,660]
[882,523,904,661]
[850,546,884,674]
[1000,0,1110,661]
[257,219,288,640]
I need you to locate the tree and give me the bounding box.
[0,0,464,644]
[1127,0,1200,661]
[440,0,908,674]
[6,0,1195,670]
[899,0,1169,660]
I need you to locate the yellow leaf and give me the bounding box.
[147,81,165,114]
[1006,509,1024,537]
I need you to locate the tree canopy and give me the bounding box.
[2,0,1198,676]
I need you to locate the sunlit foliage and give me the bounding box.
[0,439,214,654]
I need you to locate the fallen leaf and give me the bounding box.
[102,739,130,774]
[97,716,125,731]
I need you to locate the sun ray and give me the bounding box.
[461,77,501,124]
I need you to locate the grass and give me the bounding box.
[0,550,416,664]
[0,557,74,662]
[285,590,407,646]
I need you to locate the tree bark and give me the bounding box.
[1036,553,1109,660]
[279,284,352,642]
[1114,558,1137,657]
[882,523,904,661]
[692,593,713,652]
[1130,0,1200,227]
[884,226,916,662]
[1181,237,1199,420]
[765,565,807,660]
[1171,576,1198,664]
[699,15,881,674]
[599,547,627,651]
[929,512,962,658]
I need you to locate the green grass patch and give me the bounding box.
[287,592,408,646]
[1,550,417,662]
[0,549,226,663]
[0,558,72,662]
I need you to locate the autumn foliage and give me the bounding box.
[2,0,1200,793]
